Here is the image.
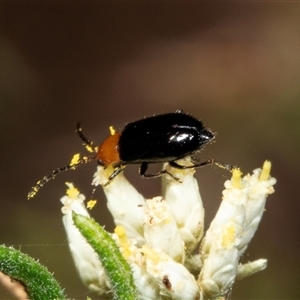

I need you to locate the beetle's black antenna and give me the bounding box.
[76,123,97,153]
[27,155,96,200]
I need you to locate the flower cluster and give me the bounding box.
[60,159,276,300]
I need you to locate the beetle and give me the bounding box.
[27,110,233,199]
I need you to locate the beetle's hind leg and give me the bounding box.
[139,162,181,182]
[169,159,235,172]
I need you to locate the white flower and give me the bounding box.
[238,163,276,254]
[199,224,240,299]
[60,183,111,297]
[143,196,184,263]
[198,162,276,299]
[142,246,199,300]
[60,160,276,300]
[163,157,205,253]
[113,226,160,300]
[92,165,146,245]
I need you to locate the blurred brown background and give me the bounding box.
[1,2,299,300]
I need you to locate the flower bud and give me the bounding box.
[93,166,146,245]
[143,197,184,263]
[61,183,111,296]
[163,157,205,252]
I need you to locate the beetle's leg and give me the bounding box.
[105,164,126,185]
[139,162,181,182]
[140,162,158,178]
[212,160,237,171]
[169,159,236,172]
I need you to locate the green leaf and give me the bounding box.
[72,212,138,300]
[0,245,67,300]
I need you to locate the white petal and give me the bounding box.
[163,158,205,252]
[238,168,276,254]
[61,183,111,297]
[93,166,146,245]
[199,238,239,299]
[131,263,161,300]
[201,184,246,260]
[237,259,267,280]
[144,247,199,300]
[143,197,184,263]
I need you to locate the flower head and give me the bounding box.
[61,160,276,300]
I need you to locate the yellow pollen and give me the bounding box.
[114,225,131,258]
[142,245,168,263]
[87,200,97,210]
[222,224,236,248]
[109,126,116,135]
[260,160,271,181]
[142,245,161,264]
[231,168,242,189]
[85,145,95,153]
[65,182,80,199]
[70,153,80,167]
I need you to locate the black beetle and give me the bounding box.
[28,110,232,199]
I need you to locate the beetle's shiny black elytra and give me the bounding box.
[118,112,213,163]
[96,110,217,181]
[28,110,232,199]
